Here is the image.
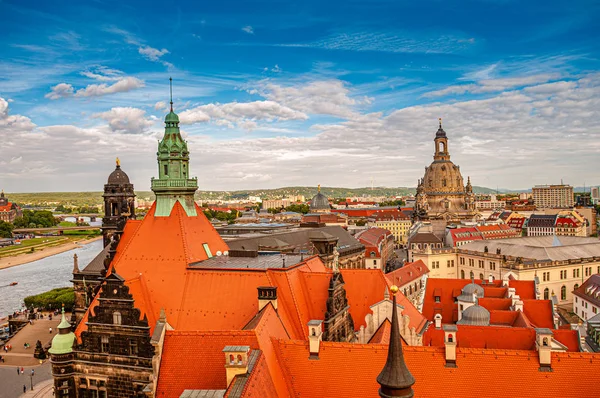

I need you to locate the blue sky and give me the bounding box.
[0,0,599,192]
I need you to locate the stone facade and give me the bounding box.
[323,272,355,342]
[0,190,22,223]
[73,271,154,397]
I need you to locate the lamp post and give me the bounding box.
[30,369,34,391]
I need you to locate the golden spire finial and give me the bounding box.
[318,184,321,192]
[390,285,399,295]
[439,117,442,128]
[116,157,120,167]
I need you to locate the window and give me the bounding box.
[544,288,549,300]
[113,311,122,325]
[203,243,213,258]
[373,260,377,265]
[163,164,168,176]
[478,260,484,269]
[460,257,465,265]
[101,336,109,353]
[561,285,567,300]
[435,296,441,303]
[593,307,598,314]
[574,284,579,291]
[479,273,484,280]
[129,339,138,356]
[470,271,474,279]
[490,262,496,271]
[461,270,465,279]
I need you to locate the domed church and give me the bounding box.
[415,120,478,222]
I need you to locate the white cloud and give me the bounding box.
[256,80,372,119]
[74,77,145,98]
[0,98,36,131]
[422,73,563,98]
[154,101,168,111]
[80,66,124,82]
[45,83,74,100]
[139,46,169,61]
[242,26,254,34]
[179,100,308,127]
[93,107,155,134]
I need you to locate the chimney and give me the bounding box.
[434,313,442,329]
[308,320,323,359]
[535,328,553,372]
[223,346,250,387]
[257,286,277,311]
[507,287,516,299]
[443,324,458,368]
[511,294,523,311]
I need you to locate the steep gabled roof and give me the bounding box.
[385,260,429,287]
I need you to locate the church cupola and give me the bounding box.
[151,78,199,217]
[377,285,415,398]
[434,118,450,161]
[102,158,136,247]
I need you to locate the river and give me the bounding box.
[0,239,103,317]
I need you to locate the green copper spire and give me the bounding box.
[48,305,75,355]
[151,78,198,217]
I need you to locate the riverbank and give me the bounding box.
[0,236,102,271]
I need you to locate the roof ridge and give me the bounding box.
[176,202,191,263]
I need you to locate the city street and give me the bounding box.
[0,362,52,398]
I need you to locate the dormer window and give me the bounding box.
[435,296,441,303]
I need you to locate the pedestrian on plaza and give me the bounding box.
[20,366,24,374]
[49,327,53,334]
[23,385,26,393]
[17,367,20,375]
[31,369,35,376]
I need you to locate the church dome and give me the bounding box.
[461,281,484,298]
[165,110,179,123]
[422,161,465,194]
[310,186,330,211]
[457,304,490,326]
[108,161,130,185]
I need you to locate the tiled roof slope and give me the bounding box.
[368,319,391,344]
[341,269,428,334]
[156,330,259,397]
[157,305,289,398]
[422,325,579,351]
[385,260,429,287]
[573,274,600,308]
[271,340,600,398]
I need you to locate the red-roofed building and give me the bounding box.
[49,103,600,398]
[0,191,22,223]
[367,210,412,247]
[356,227,395,270]
[385,260,429,309]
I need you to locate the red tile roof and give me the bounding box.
[341,269,428,334]
[385,260,429,287]
[271,340,600,398]
[368,319,391,344]
[422,325,580,351]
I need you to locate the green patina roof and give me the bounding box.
[165,110,179,123]
[48,332,75,355]
[49,309,75,355]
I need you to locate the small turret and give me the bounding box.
[48,305,75,355]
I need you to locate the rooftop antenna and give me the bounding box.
[169,77,173,112]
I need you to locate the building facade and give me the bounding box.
[573,274,600,320]
[102,159,136,247]
[412,236,600,305]
[356,227,395,270]
[367,211,412,247]
[533,184,574,209]
[0,190,22,223]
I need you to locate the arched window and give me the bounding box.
[561,285,567,300]
[543,337,549,346]
[574,284,579,291]
[311,328,316,336]
[461,270,465,279]
[237,355,243,365]
[409,285,413,294]
[370,251,376,258]
[470,271,474,279]
[229,354,235,364]
[448,334,453,343]
[544,288,549,300]
[479,273,484,280]
[113,311,122,325]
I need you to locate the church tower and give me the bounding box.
[102,159,136,247]
[434,118,450,161]
[151,78,199,217]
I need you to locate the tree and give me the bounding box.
[285,204,310,214]
[13,210,59,228]
[0,220,14,238]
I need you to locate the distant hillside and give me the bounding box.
[9,185,503,207]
